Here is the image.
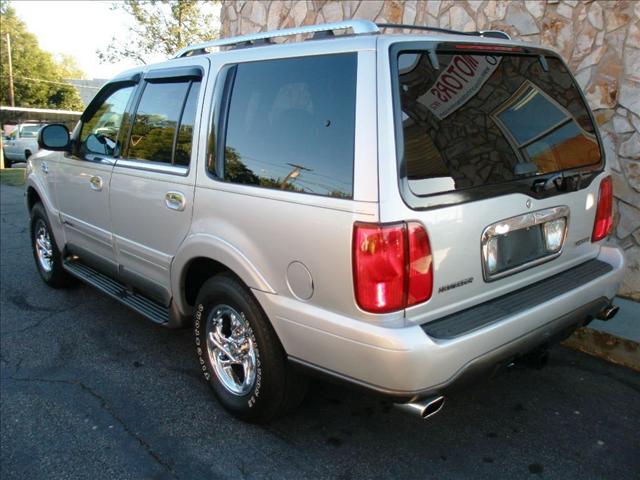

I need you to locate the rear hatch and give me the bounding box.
[383,39,608,325]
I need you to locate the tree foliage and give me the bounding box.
[0,5,85,110]
[98,0,219,65]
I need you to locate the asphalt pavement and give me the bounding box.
[1,182,639,479]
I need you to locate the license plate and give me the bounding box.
[481,206,569,281]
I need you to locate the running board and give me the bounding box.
[63,259,169,325]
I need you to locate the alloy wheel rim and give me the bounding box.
[34,220,53,273]
[206,304,257,396]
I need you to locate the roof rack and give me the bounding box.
[173,20,512,58]
[377,23,511,40]
[173,19,379,58]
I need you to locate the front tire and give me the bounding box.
[194,274,307,423]
[30,202,72,288]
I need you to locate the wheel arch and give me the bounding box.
[171,233,276,318]
[26,185,42,212]
[25,178,66,251]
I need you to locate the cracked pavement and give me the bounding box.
[1,183,639,479]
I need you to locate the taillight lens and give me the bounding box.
[591,176,613,242]
[353,223,406,313]
[407,222,433,306]
[353,222,432,313]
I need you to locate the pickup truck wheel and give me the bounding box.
[194,274,307,423]
[30,202,72,288]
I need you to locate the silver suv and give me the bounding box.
[27,21,624,423]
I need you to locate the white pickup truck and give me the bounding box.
[3,123,43,167]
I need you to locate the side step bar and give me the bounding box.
[63,259,169,325]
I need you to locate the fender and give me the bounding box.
[25,170,66,251]
[171,232,276,317]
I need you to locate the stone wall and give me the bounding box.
[221,0,640,300]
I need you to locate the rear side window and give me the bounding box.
[128,80,201,165]
[395,51,601,196]
[218,53,357,199]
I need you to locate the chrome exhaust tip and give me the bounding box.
[597,304,619,321]
[395,395,445,420]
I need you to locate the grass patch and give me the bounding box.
[0,168,26,187]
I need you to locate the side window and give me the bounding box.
[218,53,357,199]
[80,85,135,157]
[128,80,200,165]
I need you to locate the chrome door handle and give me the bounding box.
[165,191,186,211]
[41,162,49,174]
[89,175,103,191]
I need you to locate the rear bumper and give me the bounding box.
[255,245,625,399]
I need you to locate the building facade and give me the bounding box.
[220,0,640,299]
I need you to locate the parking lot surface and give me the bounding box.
[1,183,639,479]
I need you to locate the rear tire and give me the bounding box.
[30,202,72,288]
[194,274,307,423]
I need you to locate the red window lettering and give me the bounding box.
[453,56,475,77]
[446,64,467,84]
[431,86,449,103]
[440,74,464,90]
[463,55,480,68]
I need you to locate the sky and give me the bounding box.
[12,1,164,80]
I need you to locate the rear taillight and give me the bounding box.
[353,222,432,313]
[407,223,433,306]
[591,176,613,242]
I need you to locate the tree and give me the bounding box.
[0,5,85,110]
[55,54,87,80]
[98,0,219,65]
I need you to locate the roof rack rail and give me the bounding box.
[173,20,380,58]
[377,23,511,40]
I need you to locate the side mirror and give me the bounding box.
[38,124,71,151]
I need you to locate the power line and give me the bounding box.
[0,73,101,89]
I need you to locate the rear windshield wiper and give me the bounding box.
[532,174,564,193]
[531,172,585,194]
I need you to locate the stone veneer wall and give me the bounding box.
[221,0,640,299]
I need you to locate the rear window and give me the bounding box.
[395,51,601,196]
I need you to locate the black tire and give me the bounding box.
[3,156,11,168]
[30,202,72,288]
[194,273,307,423]
[24,150,32,161]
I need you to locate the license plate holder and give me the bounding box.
[481,206,569,281]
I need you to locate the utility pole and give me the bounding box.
[6,33,15,107]
[281,163,312,189]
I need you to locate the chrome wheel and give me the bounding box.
[34,220,53,273]
[206,304,257,396]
